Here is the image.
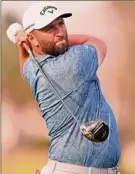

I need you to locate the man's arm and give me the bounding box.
[17,44,29,77]
[68,34,107,66]
[15,31,30,77]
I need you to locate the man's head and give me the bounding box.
[22,3,72,56]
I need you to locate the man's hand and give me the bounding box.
[68,34,107,66]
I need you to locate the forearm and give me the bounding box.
[68,34,105,47]
[18,45,29,77]
[68,34,90,46]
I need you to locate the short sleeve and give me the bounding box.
[82,44,98,74]
[23,58,37,93]
[68,44,99,82]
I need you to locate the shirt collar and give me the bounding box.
[30,54,54,63]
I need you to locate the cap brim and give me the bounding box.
[60,13,72,18]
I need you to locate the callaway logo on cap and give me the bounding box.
[22,2,72,34]
[40,6,58,15]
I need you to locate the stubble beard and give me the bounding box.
[39,35,69,57]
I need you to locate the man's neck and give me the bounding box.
[33,49,47,57]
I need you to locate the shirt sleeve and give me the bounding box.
[68,44,99,81]
[23,58,37,93]
[82,43,98,74]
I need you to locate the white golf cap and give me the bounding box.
[22,2,72,34]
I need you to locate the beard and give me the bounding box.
[38,35,68,56]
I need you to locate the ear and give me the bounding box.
[27,33,39,47]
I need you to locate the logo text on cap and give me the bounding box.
[25,23,34,31]
[40,6,57,15]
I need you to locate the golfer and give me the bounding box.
[15,2,121,174]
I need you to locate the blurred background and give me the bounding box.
[2,1,135,174]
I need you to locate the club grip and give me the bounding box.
[23,42,33,57]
